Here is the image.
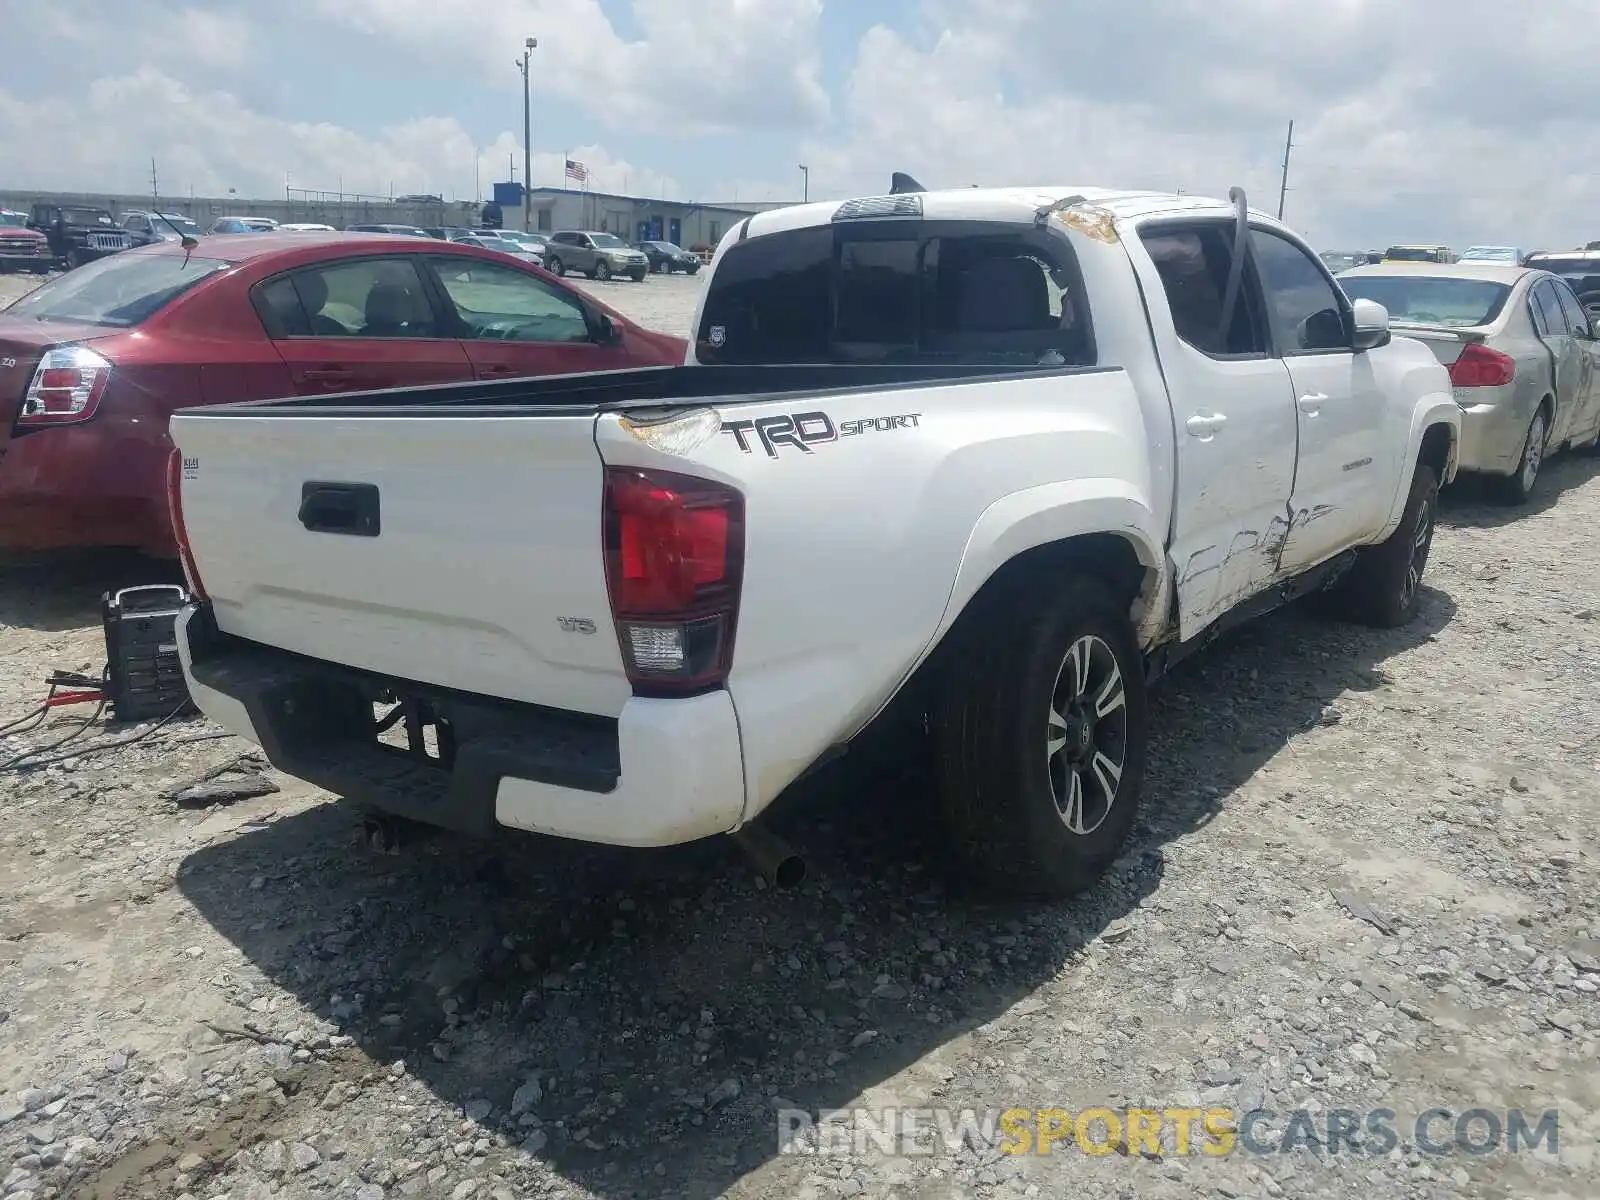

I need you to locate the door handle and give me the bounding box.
[1186,412,1226,438]
[1298,392,1328,414]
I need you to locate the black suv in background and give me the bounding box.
[638,240,701,275]
[29,203,133,269]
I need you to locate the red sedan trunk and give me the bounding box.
[0,235,687,555]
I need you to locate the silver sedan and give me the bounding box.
[1340,263,1600,503]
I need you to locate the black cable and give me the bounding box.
[0,695,108,772]
[0,702,50,738]
[0,699,192,774]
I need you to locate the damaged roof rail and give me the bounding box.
[1034,194,1089,228]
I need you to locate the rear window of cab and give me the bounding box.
[696,221,1094,368]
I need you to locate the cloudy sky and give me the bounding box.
[5,0,1599,249]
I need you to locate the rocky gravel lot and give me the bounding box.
[1,263,1598,1200]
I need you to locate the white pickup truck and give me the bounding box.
[169,182,1460,898]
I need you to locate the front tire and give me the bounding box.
[1335,463,1438,628]
[654,259,668,274]
[1493,409,1546,504]
[934,575,1148,898]
[545,256,564,277]
[593,260,611,281]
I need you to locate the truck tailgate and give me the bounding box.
[172,412,631,718]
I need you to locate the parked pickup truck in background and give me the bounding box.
[169,182,1459,898]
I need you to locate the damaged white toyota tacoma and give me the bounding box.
[168,181,1459,898]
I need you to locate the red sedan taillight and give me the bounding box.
[17,345,113,426]
[602,466,744,695]
[165,447,208,601]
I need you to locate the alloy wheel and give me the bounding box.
[1521,413,1545,493]
[1402,491,1435,607]
[1046,634,1129,836]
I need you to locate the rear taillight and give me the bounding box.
[18,345,112,425]
[165,447,208,601]
[1448,342,1515,388]
[603,466,744,695]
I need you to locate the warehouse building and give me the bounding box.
[512,186,778,252]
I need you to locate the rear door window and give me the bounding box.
[1553,280,1590,336]
[253,258,441,339]
[1139,225,1269,357]
[1531,281,1567,340]
[695,221,1092,366]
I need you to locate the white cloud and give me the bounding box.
[6,0,1600,249]
[807,0,1600,249]
[0,66,675,203]
[309,0,828,134]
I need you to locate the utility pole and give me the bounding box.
[1277,119,1294,220]
[518,37,538,231]
[150,158,158,202]
[798,163,809,203]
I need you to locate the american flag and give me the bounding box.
[564,158,588,184]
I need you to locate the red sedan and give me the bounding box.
[0,233,687,555]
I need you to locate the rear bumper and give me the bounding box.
[177,607,748,847]
[1455,393,1533,476]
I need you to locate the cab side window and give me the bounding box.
[1140,225,1269,357]
[1249,229,1350,353]
[429,258,591,343]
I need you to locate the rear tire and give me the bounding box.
[934,575,1148,899]
[1492,409,1546,504]
[1335,463,1438,628]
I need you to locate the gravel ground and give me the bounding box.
[1,263,1598,1200]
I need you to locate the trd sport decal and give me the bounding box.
[721,411,922,458]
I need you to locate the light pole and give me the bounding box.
[798,163,809,203]
[517,37,538,231]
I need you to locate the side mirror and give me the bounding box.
[1351,298,1391,351]
[593,312,623,345]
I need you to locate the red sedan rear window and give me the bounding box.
[6,253,232,328]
